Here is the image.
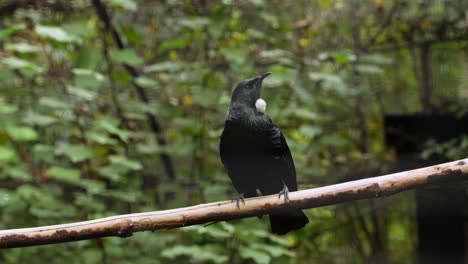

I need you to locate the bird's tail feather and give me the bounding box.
[269,209,309,235]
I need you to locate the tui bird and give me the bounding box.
[220,72,309,235]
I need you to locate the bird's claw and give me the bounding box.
[278,183,289,203]
[232,193,245,209]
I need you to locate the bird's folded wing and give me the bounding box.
[268,125,298,191]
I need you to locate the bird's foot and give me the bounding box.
[231,193,245,209]
[278,183,289,203]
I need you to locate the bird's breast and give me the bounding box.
[221,124,272,158]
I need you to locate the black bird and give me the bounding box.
[220,72,309,235]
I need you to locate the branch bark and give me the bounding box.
[0,158,467,248]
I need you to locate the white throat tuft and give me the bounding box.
[255,98,267,113]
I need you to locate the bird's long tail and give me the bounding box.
[269,208,309,235]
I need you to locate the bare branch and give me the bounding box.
[0,158,467,248]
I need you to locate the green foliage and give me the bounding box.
[63,145,95,162]
[2,57,43,73]
[5,126,38,141]
[47,166,81,182]
[109,49,144,66]
[34,25,79,43]
[0,146,16,162]
[109,0,137,11]
[422,136,468,161]
[0,0,466,263]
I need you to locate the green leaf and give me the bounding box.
[97,165,123,182]
[23,112,56,126]
[191,86,218,107]
[135,77,158,88]
[334,52,353,64]
[109,155,142,170]
[158,38,190,52]
[2,57,43,73]
[136,143,160,155]
[299,125,322,137]
[319,134,349,147]
[0,69,16,85]
[32,144,55,162]
[72,68,104,79]
[260,12,279,28]
[0,189,12,207]
[4,166,32,181]
[95,117,131,143]
[39,97,70,109]
[5,42,40,53]
[267,65,294,87]
[174,118,202,134]
[62,22,94,38]
[85,131,118,145]
[144,61,185,73]
[100,190,139,202]
[239,247,271,264]
[63,145,95,163]
[161,245,228,264]
[0,24,25,40]
[111,69,133,85]
[356,64,384,75]
[67,85,97,101]
[72,68,105,88]
[109,49,143,66]
[47,166,81,183]
[16,185,44,201]
[251,229,294,247]
[109,0,137,11]
[362,53,392,65]
[0,102,18,114]
[251,243,295,258]
[161,245,197,259]
[35,25,79,43]
[74,48,103,69]
[220,47,249,71]
[78,179,106,194]
[5,126,38,141]
[0,146,16,162]
[179,17,210,29]
[259,49,289,59]
[185,225,231,239]
[309,72,346,92]
[293,109,318,120]
[82,249,103,264]
[120,25,143,44]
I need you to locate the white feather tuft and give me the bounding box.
[255,98,267,113]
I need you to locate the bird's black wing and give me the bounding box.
[269,125,298,192]
[219,120,233,176]
[253,114,298,195]
[220,119,258,197]
[264,119,309,235]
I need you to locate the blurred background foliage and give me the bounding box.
[0,0,467,263]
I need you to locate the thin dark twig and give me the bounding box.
[91,0,176,180]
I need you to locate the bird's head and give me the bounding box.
[230,72,271,108]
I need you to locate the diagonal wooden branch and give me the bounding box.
[1,158,467,248]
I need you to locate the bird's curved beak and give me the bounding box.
[246,72,272,88]
[259,72,271,80]
[252,72,271,86]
